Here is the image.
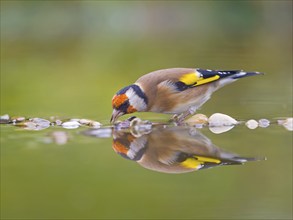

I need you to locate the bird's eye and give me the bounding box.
[112,94,128,109]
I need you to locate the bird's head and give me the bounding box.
[110,84,148,123]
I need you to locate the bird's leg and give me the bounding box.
[171,106,197,125]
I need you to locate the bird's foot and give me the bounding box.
[170,113,189,126]
[170,107,197,126]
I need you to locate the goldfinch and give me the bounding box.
[111,68,262,123]
[113,126,260,174]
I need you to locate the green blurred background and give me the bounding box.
[1,1,292,219]
[1,0,292,122]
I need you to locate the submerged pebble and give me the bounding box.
[62,121,80,129]
[258,119,270,128]
[208,113,238,127]
[245,119,259,129]
[278,118,293,131]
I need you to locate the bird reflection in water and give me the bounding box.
[112,126,262,174]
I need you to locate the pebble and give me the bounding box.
[89,121,102,128]
[62,121,80,129]
[11,116,26,123]
[23,122,38,130]
[14,118,50,130]
[0,114,10,124]
[79,119,102,128]
[114,117,136,130]
[278,118,293,131]
[30,118,50,126]
[258,118,270,128]
[79,119,91,125]
[208,113,238,127]
[55,120,63,126]
[245,119,259,129]
[185,114,208,126]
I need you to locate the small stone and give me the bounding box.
[23,122,38,130]
[62,121,80,129]
[79,119,102,128]
[79,119,91,125]
[245,119,258,129]
[89,121,102,128]
[0,114,10,124]
[55,120,62,126]
[31,118,50,125]
[185,114,208,126]
[208,113,238,127]
[258,119,270,128]
[29,118,51,130]
[278,118,293,131]
[11,116,26,123]
[114,119,132,130]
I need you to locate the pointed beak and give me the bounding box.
[110,109,123,124]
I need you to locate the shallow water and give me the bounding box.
[1,117,292,219]
[1,1,292,219]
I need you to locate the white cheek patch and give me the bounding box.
[126,88,147,111]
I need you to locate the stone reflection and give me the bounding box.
[112,126,261,174]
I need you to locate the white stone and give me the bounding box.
[208,113,238,127]
[62,121,80,129]
[278,118,293,131]
[245,119,258,129]
[258,119,270,128]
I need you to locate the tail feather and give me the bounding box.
[215,70,263,88]
[230,71,264,79]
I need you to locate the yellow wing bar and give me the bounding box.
[179,71,220,87]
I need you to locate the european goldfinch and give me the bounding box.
[111,68,262,123]
[113,126,260,174]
